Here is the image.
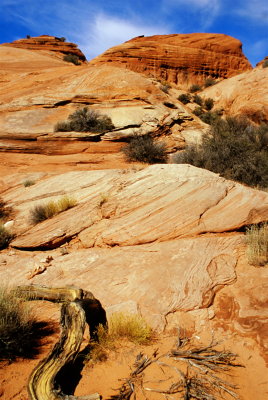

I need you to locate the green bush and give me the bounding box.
[63,53,81,65]
[173,116,268,187]
[178,93,191,104]
[262,59,268,68]
[55,107,114,133]
[189,84,202,93]
[0,288,54,360]
[29,196,76,224]
[204,77,217,87]
[246,223,268,266]
[122,134,168,164]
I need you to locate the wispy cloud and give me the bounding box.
[77,13,170,59]
[234,0,268,23]
[161,0,221,30]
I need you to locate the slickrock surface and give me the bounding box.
[1,166,268,399]
[90,33,252,86]
[2,35,86,61]
[6,165,268,249]
[0,45,206,149]
[203,66,268,123]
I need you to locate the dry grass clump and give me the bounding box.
[23,179,35,187]
[0,287,53,360]
[89,313,153,363]
[0,225,14,250]
[246,223,268,266]
[29,195,76,224]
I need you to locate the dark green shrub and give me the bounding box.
[178,93,191,104]
[0,225,13,250]
[63,53,81,65]
[193,94,203,106]
[189,84,202,93]
[262,59,268,68]
[204,98,214,111]
[0,288,54,360]
[122,134,167,164]
[204,78,217,87]
[55,107,114,133]
[173,117,268,187]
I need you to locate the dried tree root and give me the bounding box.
[14,285,104,400]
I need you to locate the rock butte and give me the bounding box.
[90,33,252,86]
[2,34,86,62]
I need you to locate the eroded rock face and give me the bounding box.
[5,165,268,249]
[90,33,252,86]
[202,66,268,123]
[2,35,86,62]
[0,45,206,148]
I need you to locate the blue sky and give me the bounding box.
[0,0,267,66]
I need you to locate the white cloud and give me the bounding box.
[234,0,268,23]
[161,0,221,29]
[77,14,170,59]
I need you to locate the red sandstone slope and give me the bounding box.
[90,33,252,86]
[2,35,86,62]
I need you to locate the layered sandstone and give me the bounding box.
[202,66,268,123]
[0,46,207,150]
[90,33,252,86]
[2,35,86,62]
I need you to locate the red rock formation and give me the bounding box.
[90,33,252,86]
[2,35,86,62]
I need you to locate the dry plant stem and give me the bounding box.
[28,301,100,400]
[12,285,103,400]
[110,341,242,400]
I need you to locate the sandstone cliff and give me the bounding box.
[2,35,86,62]
[90,33,252,87]
[202,65,268,123]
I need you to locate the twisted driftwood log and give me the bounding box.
[15,285,106,400]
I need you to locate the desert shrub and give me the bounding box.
[204,77,217,87]
[29,196,76,224]
[192,106,203,117]
[178,93,191,104]
[0,225,13,250]
[0,287,54,360]
[23,179,35,187]
[189,84,202,93]
[263,59,268,68]
[193,94,203,106]
[55,107,114,133]
[204,97,214,111]
[63,53,81,65]
[163,101,177,109]
[246,223,268,266]
[173,116,268,187]
[122,134,167,164]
